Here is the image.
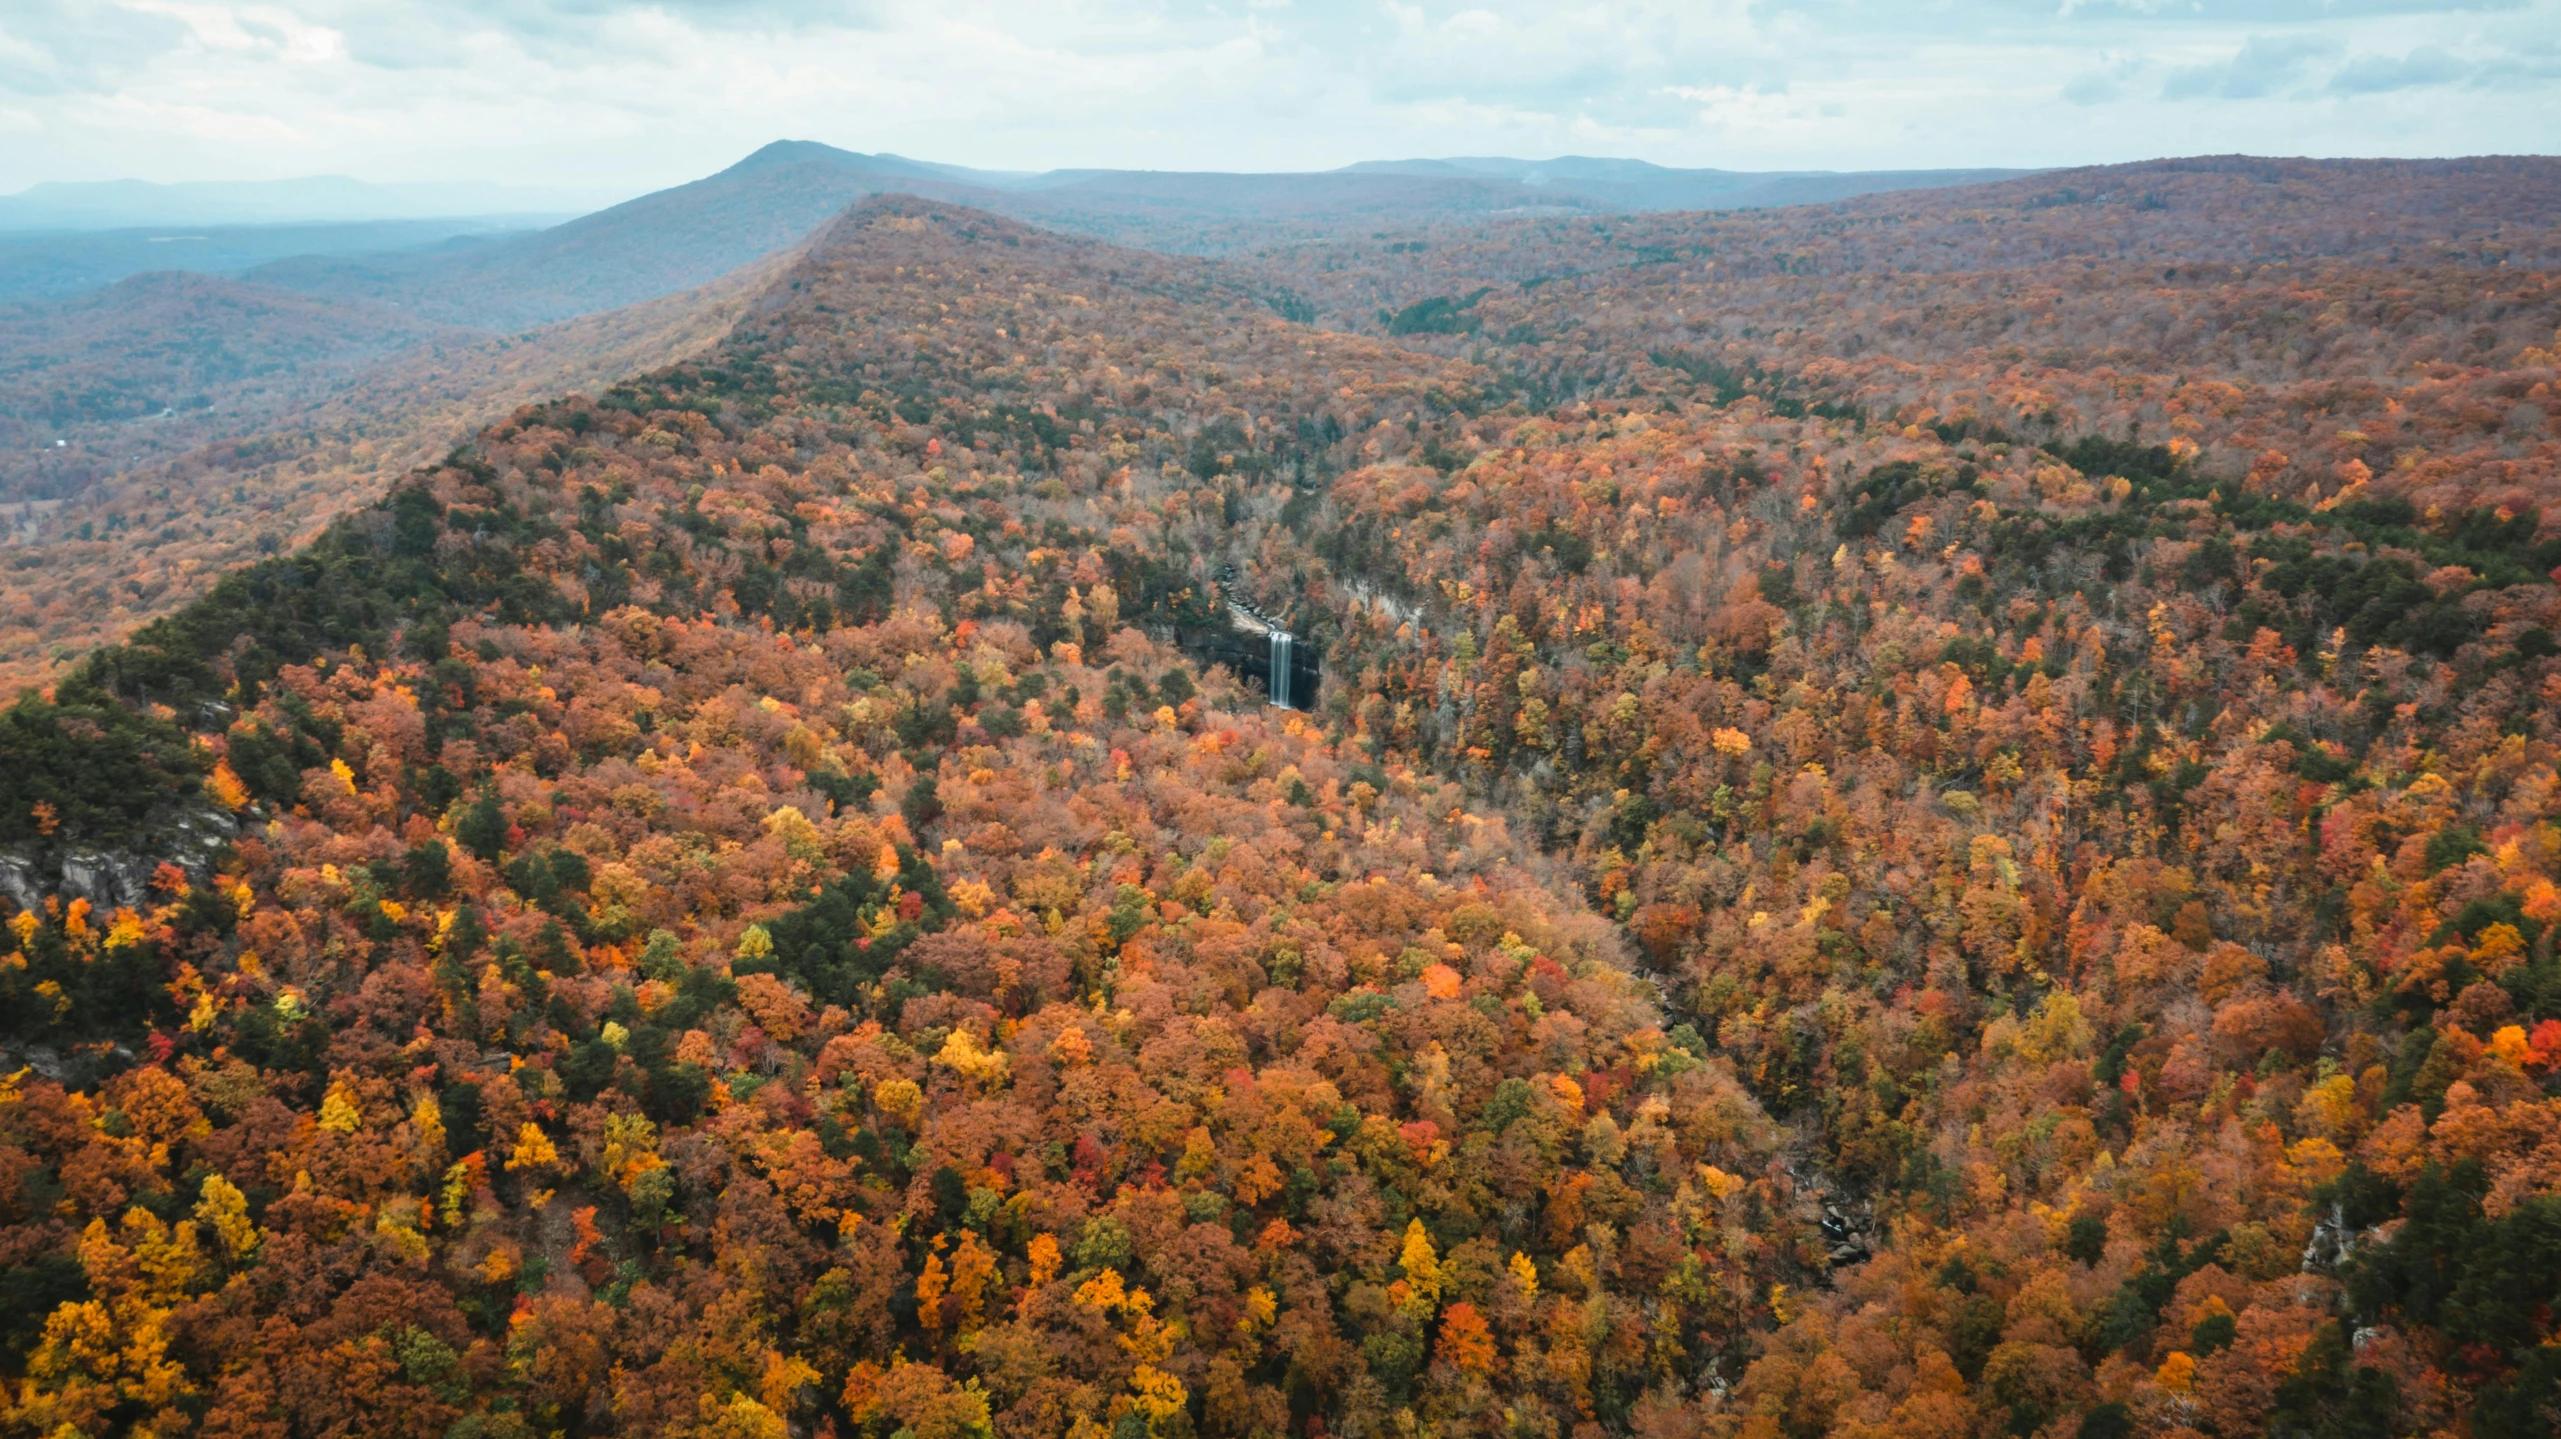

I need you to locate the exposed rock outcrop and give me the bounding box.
[0,802,237,911]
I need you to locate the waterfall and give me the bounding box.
[1269,630,1293,709]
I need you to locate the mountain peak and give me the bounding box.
[720,143,1020,191]
[726,139,869,172]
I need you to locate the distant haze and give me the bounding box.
[0,146,2031,239]
[0,141,2033,309]
[0,135,2060,505]
[0,176,631,232]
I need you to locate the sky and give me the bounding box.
[2,0,2557,195]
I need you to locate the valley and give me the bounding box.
[0,153,2556,1439]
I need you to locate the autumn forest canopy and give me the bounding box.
[3,155,2561,1439]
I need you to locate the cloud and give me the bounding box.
[2330,43,2474,91]
[2445,30,2561,88]
[2161,32,2344,98]
[1242,0,1776,129]
[2059,53,2153,105]
[0,0,190,97]
[2056,0,2522,16]
[4,0,2559,189]
[443,0,884,39]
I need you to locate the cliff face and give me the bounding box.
[0,802,236,911]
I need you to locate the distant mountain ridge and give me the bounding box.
[0,217,555,305]
[234,143,990,330]
[0,270,466,501]
[14,141,2534,672]
[1338,154,2036,210]
[216,141,2046,331]
[7,142,2037,322]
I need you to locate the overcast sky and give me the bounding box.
[3,0,2555,194]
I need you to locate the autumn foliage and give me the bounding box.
[3,171,2559,1439]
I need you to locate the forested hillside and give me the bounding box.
[0,273,468,503]
[1,167,2557,1439]
[0,253,788,692]
[0,141,2028,696]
